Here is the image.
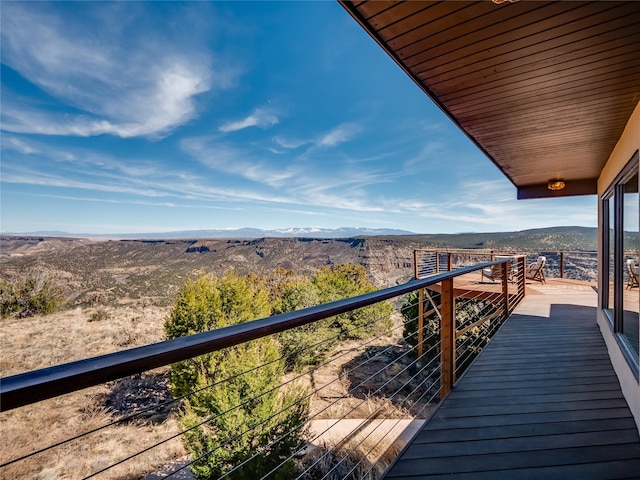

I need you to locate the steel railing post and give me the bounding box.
[440,278,455,398]
[418,288,424,363]
[502,261,509,317]
[518,256,526,300]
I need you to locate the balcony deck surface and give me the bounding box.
[383,282,640,479]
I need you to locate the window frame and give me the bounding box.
[601,150,639,378]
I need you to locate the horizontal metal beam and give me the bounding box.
[0,259,511,412]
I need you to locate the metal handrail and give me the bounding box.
[414,248,598,279]
[0,259,513,412]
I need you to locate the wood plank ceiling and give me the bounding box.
[340,1,640,199]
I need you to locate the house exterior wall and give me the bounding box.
[597,101,640,431]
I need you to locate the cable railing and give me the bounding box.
[0,258,525,480]
[415,248,598,282]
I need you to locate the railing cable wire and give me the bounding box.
[173,332,425,480]
[88,313,418,479]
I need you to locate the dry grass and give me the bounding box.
[0,389,185,479]
[1,304,168,376]
[306,334,430,421]
[0,303,186,479]
[302,433,404,480]
[0,300,428,479]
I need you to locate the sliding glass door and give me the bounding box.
[602,152,639,369]
[622,172,639,356]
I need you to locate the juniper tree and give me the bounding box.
[165,271,308,480]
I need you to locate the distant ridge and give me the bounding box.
[1,226,605,305]
[3,227,416,240]
[2,226,612,252]
[390,226,601,251]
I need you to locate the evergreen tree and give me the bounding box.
[165,265,394,477]
[312,264,393,340]
[279,264,394,370]
[165,271,308,479]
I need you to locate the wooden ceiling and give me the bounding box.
[340,1,640,199]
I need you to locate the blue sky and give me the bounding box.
[1,1,596,235]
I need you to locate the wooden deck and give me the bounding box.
[383,284,640,479]
[423,271,596,304]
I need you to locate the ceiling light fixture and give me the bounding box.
[547,179,566,191]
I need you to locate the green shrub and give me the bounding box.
[165,271,308,480]
[165,265,393,477]
[312,264,393,340]
[274,278,335,371]
[401,290,498,369]
[0,274,65,319]
[276,264,393,370]
[401,291,439,356]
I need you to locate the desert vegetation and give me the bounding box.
[0,229,604,479]
[0,228,603,312]
[0,303,183,479]
[165,271,307,480]
[401,290,501,375]
[0,273,65,319]
[165,266,394,479]
[0,263,401,480]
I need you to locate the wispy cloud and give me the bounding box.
[2,162,295,207]
[180,131,404,214]
[272,122,362,152]
[17,192,245,212]
[394,179,597,232]
[181,136,295,187]
[273,136,309,150]
[2,135,39,155]
[402,141,446,170]
[317,123,361,147]
[219,108,279,133]
[0,3,230,138]
[1,138,295,207]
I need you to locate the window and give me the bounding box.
[604,195,615,319]
[602,151,639,371]
[622,171,639,357]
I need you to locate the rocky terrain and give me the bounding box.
[0,227,602,308]
[0,227,605,479]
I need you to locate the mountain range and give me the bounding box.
[1,226,605,310]
[3,227,415,239]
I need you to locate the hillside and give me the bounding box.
[0,226,603,479]
[0,227,600,308]
[382,226,600,250]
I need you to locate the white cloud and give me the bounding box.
[402,141,446,170]
[2,136,39,155]
[0,3,226,138]
[270,122,362,154]
[181,136,295,187]
[2,161,294,206]
[273,136,309,150]
[179,132,405,214]
[219,108,279,133]
[381,176,596,233]
[317,123,361,147]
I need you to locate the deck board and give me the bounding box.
[382,288,640,479]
